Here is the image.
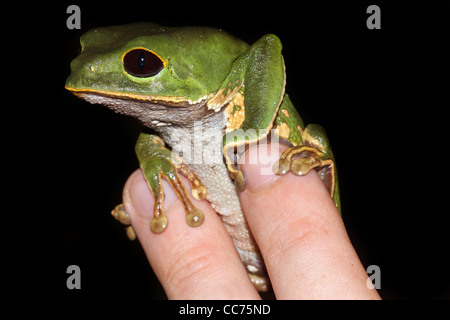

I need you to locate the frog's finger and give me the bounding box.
[162,171,205,229]
[111,203,136,240]
[177,163,207,201]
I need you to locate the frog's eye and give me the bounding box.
[123,48,165,78]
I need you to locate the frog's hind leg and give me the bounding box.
[273,124,340,212]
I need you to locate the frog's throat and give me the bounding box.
[66,86,224,128]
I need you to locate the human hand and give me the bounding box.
[121,143,381,299]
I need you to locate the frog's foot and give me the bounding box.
[147,163,207,234]
[248,273,271,292]
[273,146,335,195]
[111,163,208,237]
[111,203,136,241]
[136,132,207,234]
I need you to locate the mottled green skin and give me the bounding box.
[66,22,249,102]
[276,94,305,145]
[66,22,341,234]
[220,34,286,144]
[135,134,175,197]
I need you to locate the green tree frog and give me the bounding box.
[65,22,340,292]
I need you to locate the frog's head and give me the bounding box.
[65,22,248,126]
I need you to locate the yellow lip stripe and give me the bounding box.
[65,85,188,103]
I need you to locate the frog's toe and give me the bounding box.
[166,171,206,230]
[186,208,204,227]
[248,273,271,292]
[151,214,168,233]
[274,146,327,176]
[191,184,207,201]
[125,225,136,241]
[111,203,136,240]
[234,169,247,192]
[291,156,320,176]
[178,163,207,200]
[111,203,131,225]
[273,158,290,175]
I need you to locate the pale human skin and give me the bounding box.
[121,144,381,299]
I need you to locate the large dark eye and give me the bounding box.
[123,48,165,78]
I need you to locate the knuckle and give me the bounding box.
[263,210,331,264]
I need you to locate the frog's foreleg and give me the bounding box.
[112,132,208,238]
[136,132,207,233]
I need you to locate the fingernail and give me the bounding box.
[238,143,287,193]
[123,170,178,220]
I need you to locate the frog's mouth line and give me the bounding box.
[65,85,203,108]
[65,85,222,128]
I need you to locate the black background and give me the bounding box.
[9,1,449,303]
